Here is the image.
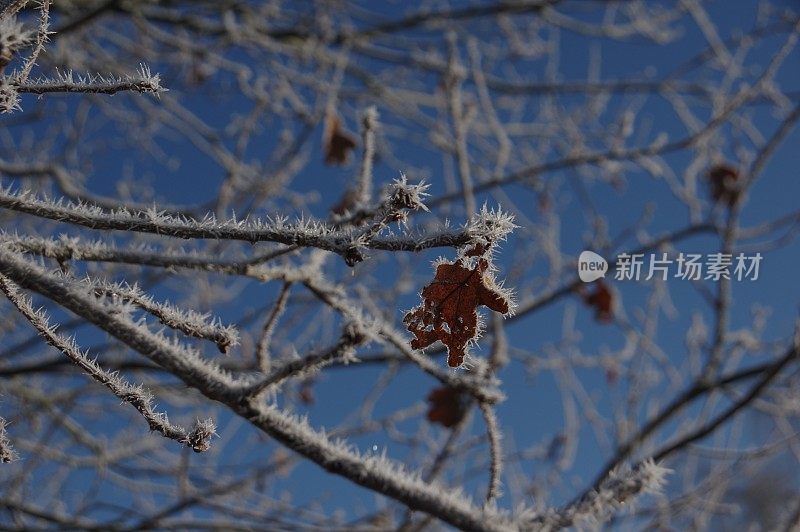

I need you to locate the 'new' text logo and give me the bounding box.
[578,251,608,282]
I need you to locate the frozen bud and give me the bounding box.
[343,245,364,267]
[343,321,368,346]
[185,418,216,453]
[388,174,430,212]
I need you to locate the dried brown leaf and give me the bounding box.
[583,279,614,323]
[323,113,357,166]
[708,164,740,207]
[426,386,468,428]
[404,257,511,368]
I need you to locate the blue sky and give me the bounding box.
[5,0,800,526]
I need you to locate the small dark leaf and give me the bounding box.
[323,113,357,166]
[426,386,468,428]
[299,378,315,405]
[583,279,614,323]
[707,164,739,207]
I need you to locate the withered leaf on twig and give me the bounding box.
[404,256,511,368]
[582,279,614,323]
[323,112,357,166]
[426,386,468,428]
[298,378,315,405]
[707,164,740,207]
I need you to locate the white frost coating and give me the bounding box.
[465,204,518,246]
[245,400,517,532]
[0,248,517,530]
[0,416,16,463]
[0,78,19,112]
[0,2,162,113]
[0,186,477,260]
[524,459,672,530]
[90,278,239,353]
[0,232,283,275]
[0,248,245,394]
[0,16,33,51]
[15,64,164,94]
[0,274,216,452]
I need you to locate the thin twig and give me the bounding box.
[256,281,291,372]
[478,402,502,504]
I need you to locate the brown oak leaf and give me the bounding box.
[404,257,510,368]
[426,386,468,428]
[323,113,357,166]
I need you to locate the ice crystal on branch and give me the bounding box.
[183,418,217,453]
[463,205,517,251]
[567,460,671,528]
[0,417,16,463]
[526,460,672,529]
[0,16,32,71]
[0,77,18,112]
[0,273,217,452]
[17,65,164,96]
[90,278,240,354]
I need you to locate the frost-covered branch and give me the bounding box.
[354,175,430,248]
[0,2,163,113]
[91,278,239,354]
[13,65,164,95]
[0,186,471,263]
[245,321,367,397]
[0,274,216,452]
[355,106,378,208]
[0,247,516,528]
[256,281,291,372]
[0,233,291,275]
[0,0,27,19]
[478,402,502,505]
[232,397,516,532]
[302,276,504,405]
[529,460,671,530]
[3,1,798,528]
[0,248,244,397]
[15,0,50,83]
[0,415,16,463]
